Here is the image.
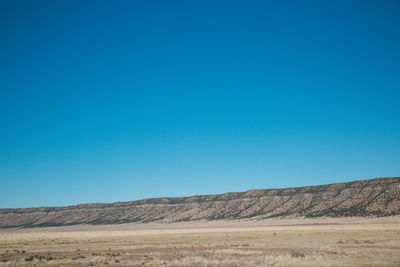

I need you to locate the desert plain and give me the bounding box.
[1,216,400,266]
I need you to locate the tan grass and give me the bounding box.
[1,217,400,266]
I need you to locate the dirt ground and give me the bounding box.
[1,217,400,266]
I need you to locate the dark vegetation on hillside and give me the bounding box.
[1,177,399,228]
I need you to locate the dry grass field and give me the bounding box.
[1,217,400,266]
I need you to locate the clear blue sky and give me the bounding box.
[1,0,399,208]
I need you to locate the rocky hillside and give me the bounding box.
[1,177,400,228]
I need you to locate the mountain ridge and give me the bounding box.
[1,177,400,228]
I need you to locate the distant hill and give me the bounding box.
[1,177,400,228]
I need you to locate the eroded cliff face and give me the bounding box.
[1,177,400,228]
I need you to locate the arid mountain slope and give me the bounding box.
[1,177,400,228]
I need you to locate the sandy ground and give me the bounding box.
[1,216,400,266]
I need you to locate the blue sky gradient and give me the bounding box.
[1,0,400,208]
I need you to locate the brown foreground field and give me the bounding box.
[1,217,400,266]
